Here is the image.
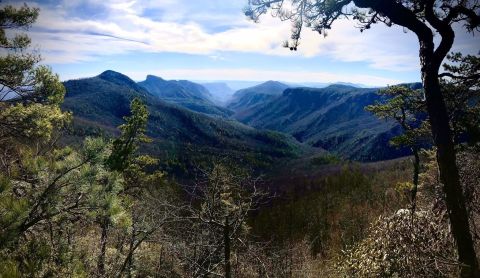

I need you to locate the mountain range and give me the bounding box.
[62,71,306,176]
[62,70,416,170]
[137,75,233,117]
[227,81,290,117]
[228,83,410,161]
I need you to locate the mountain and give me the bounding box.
[138,75,210,100]
[62,71,307,176]
[138,75,233,117]
[200,82,235,105]
[231,84,411,161]
[227,81,290,117]
[62,70,151,127]
[299,82,367,88]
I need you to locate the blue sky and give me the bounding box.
[7,0,480,86]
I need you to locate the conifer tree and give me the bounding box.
[366,86,429,211]
[96,98,149,277]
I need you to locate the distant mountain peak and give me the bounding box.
[138,74,233,117]
[98,70,148,95]
[325,83,357,89]
[227,81,290,113]
[145,75,166,82]
[235,80,289,96]
[98,70,134,84]
[263,80,282,84]
[256,80,289,88]
[98,70,128,79]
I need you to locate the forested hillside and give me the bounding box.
[227,81,290,114]
[138,75,233,117]
[230,84,415,161]
[62,70,306,177]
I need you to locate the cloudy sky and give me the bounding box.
[6,0,480,86]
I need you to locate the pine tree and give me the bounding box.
[366,85,429,211]
[96,98,149,277]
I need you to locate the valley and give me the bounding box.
[62,71,309,177]
[62,70,415,173]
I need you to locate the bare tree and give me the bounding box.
[175,164,267,277]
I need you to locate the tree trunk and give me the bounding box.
[118,222,136,278]
[411,147,420,213]
[421,44,479,277]
[127,222,135,278]
[97,219,109,277]
[224,216,231,278]
[118,237,134,277]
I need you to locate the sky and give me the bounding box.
[5,0,480,86]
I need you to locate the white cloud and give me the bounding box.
[20,0,478,73]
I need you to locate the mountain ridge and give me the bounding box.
[138,74,233,117]
[227,81,290,117]
[61,70,309,175]
[230,84,412,161]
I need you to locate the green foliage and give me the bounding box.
[0,4,40,100]
[107,98,149,171]
[0,4,39,31]
[0,5,166,278]
[0,4,68,144]
[0,53,40,94]
[33,65,66,105]
[310,153,341,165]
[0,174,29,246]
[365,85,428,148]
[441,53,480,144]
[0,136,123,276]
[0,102,71,142]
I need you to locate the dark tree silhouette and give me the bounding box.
[366,85,429,213]
[246,1,480,276]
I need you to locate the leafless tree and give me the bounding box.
[173,164,269,278]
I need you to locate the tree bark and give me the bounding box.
[224,216,231,278]
[97,219,109,278]
[118,222,138,278]
[124,227,135,278]
[411,147,420,213]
